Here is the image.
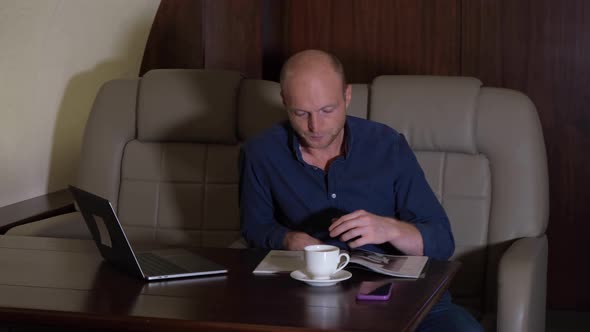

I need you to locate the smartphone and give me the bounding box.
[356,281,393,301]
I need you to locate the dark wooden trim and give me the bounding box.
[0,307,333,332]
[406,261,461,332]
[0,189,75,235]
[261,0,284,81]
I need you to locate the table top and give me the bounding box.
[0,236,460,332]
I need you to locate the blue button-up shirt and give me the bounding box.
[239,116,454,260]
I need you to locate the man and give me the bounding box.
[239,50,482,331]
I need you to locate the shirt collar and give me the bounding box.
[288,116,353,164]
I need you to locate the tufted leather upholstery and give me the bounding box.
[8,69,548,332]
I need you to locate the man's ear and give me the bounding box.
[344,84,352,109]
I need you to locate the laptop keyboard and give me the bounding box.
[137,252,189,276]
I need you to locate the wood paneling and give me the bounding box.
[278,0,461,82]
[261,0,285,81]
[141,0,460,82]
[203,0,262,78]
[462,0,590,309]
[140,0,204,76]
[140,0,263,78]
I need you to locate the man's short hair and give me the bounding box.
[280,51,347,91]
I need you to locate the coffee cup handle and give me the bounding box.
[335,252,350,273]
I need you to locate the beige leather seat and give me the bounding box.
[5,69,548,332]
[369,76,548,332]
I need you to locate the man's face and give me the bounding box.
[282,70,351,150]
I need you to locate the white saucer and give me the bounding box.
[290,269,352,287]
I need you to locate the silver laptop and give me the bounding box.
[69,185,228,281]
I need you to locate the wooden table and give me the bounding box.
[0,236,460,332]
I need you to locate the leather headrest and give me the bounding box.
[138,69,243,143]
[370,76,482,154]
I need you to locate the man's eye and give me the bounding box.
[293,111,307,117]
[321,107,335,114]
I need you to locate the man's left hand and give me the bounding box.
[328,209,424,255]
[328,210,397,248]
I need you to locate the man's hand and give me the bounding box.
[283,231,322,251]
[328,210,424,256]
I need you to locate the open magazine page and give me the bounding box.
[253,250,304,274]
[253,249,428,278]
[349,249,428,278]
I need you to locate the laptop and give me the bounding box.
[69,185,228,281]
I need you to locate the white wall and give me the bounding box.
[0,0,160,207]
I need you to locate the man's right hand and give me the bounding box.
[283,231,322,251]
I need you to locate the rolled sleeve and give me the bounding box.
[413,220,455,260]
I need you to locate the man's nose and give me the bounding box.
[308,113,318,132]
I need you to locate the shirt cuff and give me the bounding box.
[413,220,454,260]
[267,223,290,250]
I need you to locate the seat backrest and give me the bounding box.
[77,69,548,313]
[370,75,549,313]
[79,70,242,247]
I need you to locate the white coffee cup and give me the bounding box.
[304,244,350,280]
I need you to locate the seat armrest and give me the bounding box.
[0,189,75,235]
[497,235,548,332]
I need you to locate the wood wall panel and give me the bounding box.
[140,0,263,78]
[203,0,262,78]
[462,0,590,310]
[279,0,460,83]
[140,0,204,76]
[261,0,285,81]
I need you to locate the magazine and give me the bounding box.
[253,248,428,279]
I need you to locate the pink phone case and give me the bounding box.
[356,282,393,301]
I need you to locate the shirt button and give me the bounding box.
[331,193,337,199]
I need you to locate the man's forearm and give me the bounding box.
[387,219,424,256]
